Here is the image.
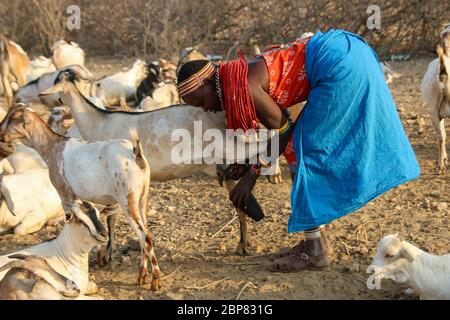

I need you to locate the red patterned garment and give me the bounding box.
[260,37,311,167]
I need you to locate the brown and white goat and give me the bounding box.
[0,105,161,290]
[0,36,30,107]
[0,202,107,299]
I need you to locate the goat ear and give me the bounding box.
[22,109,36,124]
[64,212,73,223]
[400,244,415,263]
[39,82,63,96]
[10,107,26,120]
[393,233,401,241]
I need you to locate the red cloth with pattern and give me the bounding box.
[260,37,311,166]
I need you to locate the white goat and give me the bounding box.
[38,67,279,257]
[0,202,107,299]
[0,169,63,235]
[367,234,450,300]
[26,56,56,83]
[14,67,74,107]
[0,35,30,107]
[138,83,180,111]
[0,143,46,177]
[0,105,161,290]
[421,26,450,175]
[95,59,149,108]
[51,40,85,69]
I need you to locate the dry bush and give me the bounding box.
[0,0,70,55]
[0,0,448,60]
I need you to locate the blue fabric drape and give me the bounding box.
[289,29,420,232]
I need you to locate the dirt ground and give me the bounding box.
[0,57,449,300]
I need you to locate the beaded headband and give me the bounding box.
[177,61,215,97]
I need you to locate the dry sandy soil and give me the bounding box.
[0,57,448,300]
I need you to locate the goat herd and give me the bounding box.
[0,25,448,300]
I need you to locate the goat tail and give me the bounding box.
[0,37,7,60]
[0,36,5,54]
[437,45,445,59]
[129,128,147,171]
[437,45,448,81]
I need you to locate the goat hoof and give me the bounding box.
[96,248,111,267]
[236,243,250,256]
[150,277,161,291]
[267,174,283,184]
[137,266,149,286]
[438,159,447,175]
[267,176,276,184]
[276,175,283,184]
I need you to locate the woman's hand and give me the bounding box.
[225,163,249,180]
[229,170,257,210]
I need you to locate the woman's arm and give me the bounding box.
[250,83,295,161]
[228,58,295,210]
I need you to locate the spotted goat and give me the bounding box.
[0,104,161,290]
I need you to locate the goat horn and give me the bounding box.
[62,65,93,81]
[0,142,16,157]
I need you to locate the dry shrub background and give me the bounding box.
[0,0,448,60]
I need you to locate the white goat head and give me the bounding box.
[66,201,108,246]
[366,234,418,289]
[38,65,93,97]
[132,59,149,82]
[370,234,416,267]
